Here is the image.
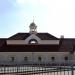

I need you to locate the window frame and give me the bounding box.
[24,56,28,62]
[10,57,15,62]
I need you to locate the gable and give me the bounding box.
[25,34,41,44]
[7,33,59,45]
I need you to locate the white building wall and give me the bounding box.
[0,52,74,64]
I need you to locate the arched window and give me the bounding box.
[30,40,36,44]
[29,39,38,44]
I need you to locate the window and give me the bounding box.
[64,56,68,61]
[30,40,36,44]
[10,57,15,62]
[51,57,55,61]
[29,39,38,44]
[24,57,28,62]
[38,57,42,62]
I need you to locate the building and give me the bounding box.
[0,22,75,65]
[0,22,75,75]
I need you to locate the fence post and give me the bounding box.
[71,65,74,75]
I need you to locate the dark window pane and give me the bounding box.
[38,57,42,61]
[11,57,15,62]
[24,57,28,61]
[64,56,68,61]
[51,57,55,61]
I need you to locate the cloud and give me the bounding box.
[56,0,75,8]
[16,0,38,5]
[16,0,75,9]
[16,0,29,4]
[16,0,55,8]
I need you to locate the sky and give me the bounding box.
[0,0,75,38]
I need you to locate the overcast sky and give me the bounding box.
[0,0,75,38]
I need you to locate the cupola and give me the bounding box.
[29,21,37,34]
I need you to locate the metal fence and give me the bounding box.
[0,62,75,75]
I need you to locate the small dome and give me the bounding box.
[30,22,36,27]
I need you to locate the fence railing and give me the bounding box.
[0,61,74,75]
[0,60,75,66]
